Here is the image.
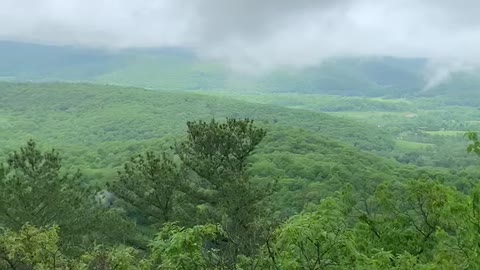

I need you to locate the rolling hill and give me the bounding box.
[1,82,472,212]
[1,41,479,103]
[0,82,397,180]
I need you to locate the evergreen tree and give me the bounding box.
[0,140,133,254]
[176,118,273,266]
[0,140,91,236]
[110,152,188,226]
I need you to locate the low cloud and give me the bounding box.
[1,0,480,79]
[423,61,477,91]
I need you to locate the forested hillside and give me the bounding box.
[0,81,479,268]
[0,82,397,179]
[2,0,480,267]
[2,41,480,103]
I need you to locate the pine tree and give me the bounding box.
[110,152,188,226]
[176,118,273,266]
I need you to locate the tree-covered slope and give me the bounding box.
[1,41,480,102]
[2,82,475,193]
[0,82,395,177]
[0,82,471,205]
[1,82,479,268]
[0,82,394,149]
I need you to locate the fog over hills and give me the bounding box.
[2,2,480,268]
[1,41,479,100]
[1,1,480,98]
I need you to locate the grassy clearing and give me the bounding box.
[369,97,412,103]
[423,130,466,136]
[328,111,405,119]
[395,140,435,151]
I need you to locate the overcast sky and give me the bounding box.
[1,0,479,75]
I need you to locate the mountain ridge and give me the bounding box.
[1,41,479,101]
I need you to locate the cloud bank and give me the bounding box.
[1,0,480,74]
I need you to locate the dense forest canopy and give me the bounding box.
[2,0,480,267]
[0,103,479,268]
[0,39,479,270]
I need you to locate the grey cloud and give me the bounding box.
[423,61,477,91]
[1,0,480,76]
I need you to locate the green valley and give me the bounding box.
[0,43,480,269]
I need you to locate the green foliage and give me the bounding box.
[0,224,63,270]
[176,118,273,265]
[348,179,480,269]
[466,132,480,154]
[264,198,353,269]
[357,180,458,258]
[216,91,480,169]
[257,179,480,269]
[0,140,92,235]
[79,245,148,270]
[110,152,187,226]
[0,224,147,270]
[178,118,267,178]
[0,81,396,181]
[0,140,135,255]
[148,223,221,269]
[1,81,480,268]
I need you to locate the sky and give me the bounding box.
[1,0,479,78]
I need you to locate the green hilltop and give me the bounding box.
[0,81,473,205]
[1,41,480,104]
[1,46,480,267]
[0,82,395,178]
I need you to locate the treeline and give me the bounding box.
[0,120,479,269]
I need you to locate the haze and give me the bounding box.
[1,0,479,75]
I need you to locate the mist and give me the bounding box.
[1,0,480,84]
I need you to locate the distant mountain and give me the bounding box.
[0,41,478,102]
[0,41,120,80]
